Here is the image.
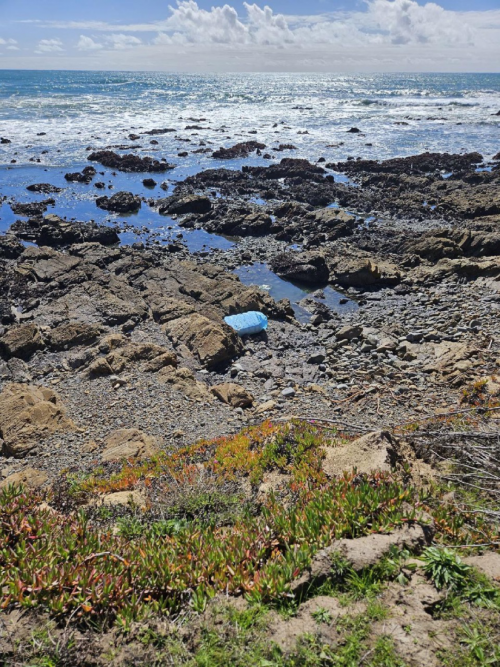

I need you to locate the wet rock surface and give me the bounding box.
[11,214,120,246]
[212,141,266,159]
[88,150,176,173]
[65,166,96,184]
[96,191,142,213]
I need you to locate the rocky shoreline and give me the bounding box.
[1,140,500,667]
[1,147,500,486]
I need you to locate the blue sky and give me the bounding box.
[2,0,500,21]
[0,0,499,72]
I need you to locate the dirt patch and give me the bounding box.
[268,596,365,653]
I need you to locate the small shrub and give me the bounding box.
[422,547,471,591]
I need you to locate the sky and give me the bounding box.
[0,0,499,72]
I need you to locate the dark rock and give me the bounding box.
[333,151,483,177]
[347,127,361,133]
[407,234,462,261]
[10,200,54,217]
[26,183,62,194]
[46,323,101,351]
[143,178,157,188]
[202,210,272,237]
[11,214,120,247]
[96,191,141,213]
[142,128,176,136]
[243,158,326,181]
[454,230,500,258]
[212,141,266,159]
[0,323,44,360]
[64,166,96,184]
[1,138,11,144]
[274,144,297,151]
[336,324,363,341]
[332,258,381,287]
[0,235,24,259]
[166,313,243,369]
[88,151,176,173]
[270,252,329,284]
[158,195,212,215]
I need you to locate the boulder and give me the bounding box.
[12,214,119,247]
[407,236,462,262]
[96,191,141,213]
[421,341,474,375]
[86,338,178,377]
[335,324,362,341]
[31,254,83,283]
[455,230,500,258]
[211,383,254,408]
[101,428,158,462]
[0,358,32,384]
[158,366,212,401]
[166,313,243,369]
[332,258,381,287]
[255,399,277,415]
[0,323,44,360]
[142,352,178,373]
[0,235,24,259]
[11,200,54,217]
[212,141,266,159]
[158,194,212,215]
[244,158,325,180]
[0,383,74,457]
[270,252,329,284]
[0,467,48,490]
[26,183,62,194]
[88,150,175,173]
[102,491,146,508]
[87,358,113,377]
[46,323,100,351]
[322,431,398,478]
[148,296,195,324]
[64,166,96,184]
[229,212,273,236]
[312,208,357,239]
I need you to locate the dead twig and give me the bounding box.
[81,551,128,566]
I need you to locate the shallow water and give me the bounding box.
[234,262,357,323]
[0,164,235,252]
[1,71,498,251]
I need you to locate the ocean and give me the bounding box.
[1,71,499,167]
[0,70,499,257]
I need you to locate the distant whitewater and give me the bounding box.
[0,71,499,169]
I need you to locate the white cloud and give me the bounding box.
[149,0,480,48]
[107,33,142,50]
[165,1,248,44]
[7,1,500,72]
[368,0,472,46]
[35,38,64,54]
[77,35,103,51]
[0,37,19,50]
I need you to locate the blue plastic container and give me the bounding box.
[224,311,268,336]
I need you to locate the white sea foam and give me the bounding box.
[0,72,499,169]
